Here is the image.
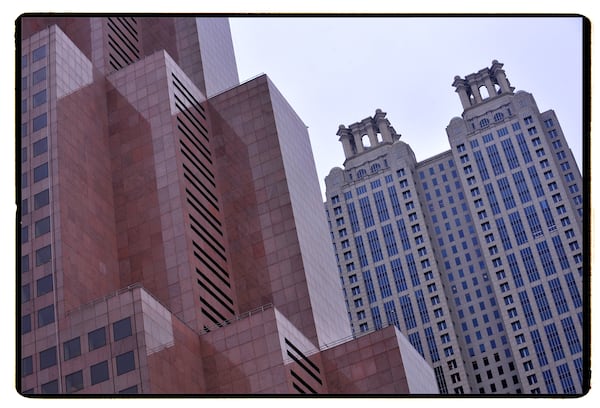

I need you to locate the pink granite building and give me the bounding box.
[18,16,438,395]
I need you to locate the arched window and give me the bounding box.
[480,118,490,128]
[479,85,490,99]
[357,169,367,179]
[361,134,371,148]
[494,112,504,122]
[371,163,381,173]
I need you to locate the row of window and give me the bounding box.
[23,351,137,394]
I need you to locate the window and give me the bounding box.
[35,245,52,266]
[113,317,132,341]
[116,351,136,375]
[21,284,31,303]
[22,314,32,334]
[119,385,138,394]
[33,162,49,182]
[41,379,58,394]
[65,370,84,393]
[38,304,55,327]
[36,274,53,296]
[32,113,48,132]
[32,89,47,107]
[34,189,50,209]
[90,361,109,385]
[35,216,51,237]
[39,346,57,370]
[33,137,48,157]
[32,66,47,84]
[64,337,81,361]
[88,327,106,351]
[22,355,33,377]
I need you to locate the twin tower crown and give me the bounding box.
[337,61,514,160]
[336,109,400,160]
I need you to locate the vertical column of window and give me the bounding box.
[346,202,360,233]
[529,330,549,371]
[398,295,417,330]
[486,145,505,176]
[362,271,377,303]
[523,205,543,237]
[515,133,533,163]
[535,241,557,276]
[358,197,375,228]
[408,332,425,358]
[508,212,528,245]
[520,247,540,282]
[495,218,513,250]
[390,259,408,292]
[366,230,383,263]
[551,236,570,270]
[396,219,411,250]
[415,289,430,324]
[513,171,532,204]
[501,139,520,169]
[484,183,501,215]
[507,254,524,288]
[533,285,553,321]
[387,185,402,217]
[564,273,582,308]
[557,363,577,393]
[538,200,557,231]
[434,366,449,394]
[548,278,569,315]
[381,224,399,256]
[371,306,383,330]
[383,300,400,328]
[542,370,558,393]
[544,323,565,361]
[527,166,545,198]
[405,254,420,287]
[354,236,369,267]
[560,316,581,355]
[518,291,536,326]
[373,191,390,222]
[497,177,516,210]
[375,265,392,298]
[106,17,140,72]
[473,150,490,181]
[425,327,440,362]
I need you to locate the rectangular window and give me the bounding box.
[32,113,47,132]
[38,304,55,327]
[116,351,136,375]
[36,274,54,296]
[32,66,46,84]
[34,189,50,210]
[41,380,58,394]
[32,44,47,62]
[33,137,48,157]
[39,346,57,370]
[33,162,49,182]
[90,360,109,385]
[32,89,47,107]
[88,327,107,351]
[35,216,51,237]
[64,337,81,361]
[65,370,84,393]
[22,355,33,377]
[36,244,52,266]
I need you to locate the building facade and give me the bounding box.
[325,61,585,394]
[18,16,438,395]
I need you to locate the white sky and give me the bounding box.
[229,16,585,199]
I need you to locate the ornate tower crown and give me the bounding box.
[452,60,515,110]
[336,109,400,160]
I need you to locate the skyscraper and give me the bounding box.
[18,16,438,395]
[325,60,586,394]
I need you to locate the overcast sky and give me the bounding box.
[229,16,585,199]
